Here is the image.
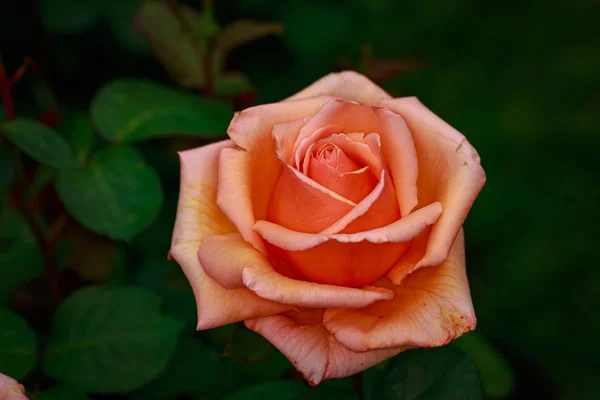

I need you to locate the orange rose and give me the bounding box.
[170,71,485,384]
[0,374,28,400]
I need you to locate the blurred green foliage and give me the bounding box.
[0,0,598,399]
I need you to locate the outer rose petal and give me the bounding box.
[170,141,290,329]
[0,374,28,400]
[217,148,265,252]
[245,310,404,385]
[199,232,394,308]
[227,96,333,224]
[286,70,392,106]
[380,97,486,268]
[323,230,476,352]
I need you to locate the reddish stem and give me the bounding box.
[0,57,16,120]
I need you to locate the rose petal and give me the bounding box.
[294,125,343,170]
[380,97,486,267]
[217,148,265,252]
[241,249,395,309]
[0,373,28,400]
[170,141,290,329]
[308,162,376,204]
[285,71,392,106]
[245,310,404,385]
[296,99,418,218]
[227,96,333,223]
[256,202,441,249]
[254,203,441,287]
[267,163,355,233]
[319,169,392,234]
[197,233,256,289]
[323,229,476,352]
[377,107,419,215]
[386,228,430,285]
[198,231,394,308]
[273,118,309,164]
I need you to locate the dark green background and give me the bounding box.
[1,0,598,399]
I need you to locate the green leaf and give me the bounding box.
[135,257,196,325]
[223,325,277,363]
[37,385,89,400]
[39,0,105,34]
[363,346,483,400]
[131,191,177,256]
[56,146,162,242]
[42,285,183,393]
[1,119,77,169]
[224,380,359,400]
[56,110,97,164]
[133,333,221,399]
[135,2,206,88]
[214,20,283,72]
[90,79,232,143]
[135,332,291,400]
[106,0,149,54]
[454,332,515,399]
[0,308,37,379]
[0,209,43,303]
[225,381,309,400]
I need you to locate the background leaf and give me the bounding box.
[56,110,97,164]
[363,346,483,400]
[39,0,105,33]
[90,79,232,143]
[224,379,360,400]
[0,209,43,304]
[1,119,77,169]
[0,308,37,379]
[213,20,283,72]
[56,146,162,241]
[455,331,515,399]
[42,285,182,393]
[223,324,277,363]
[134,332,291,400]
[134,2,207,89]
[37,385,90,400]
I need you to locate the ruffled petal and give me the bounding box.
[380,97,486,268]
[323,230,476,352]
[285,71,392,106]
[245,310,404,385]
[170,141,290,329]
[227,96,333,223]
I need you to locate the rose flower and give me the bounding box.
[169,71,486,384]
